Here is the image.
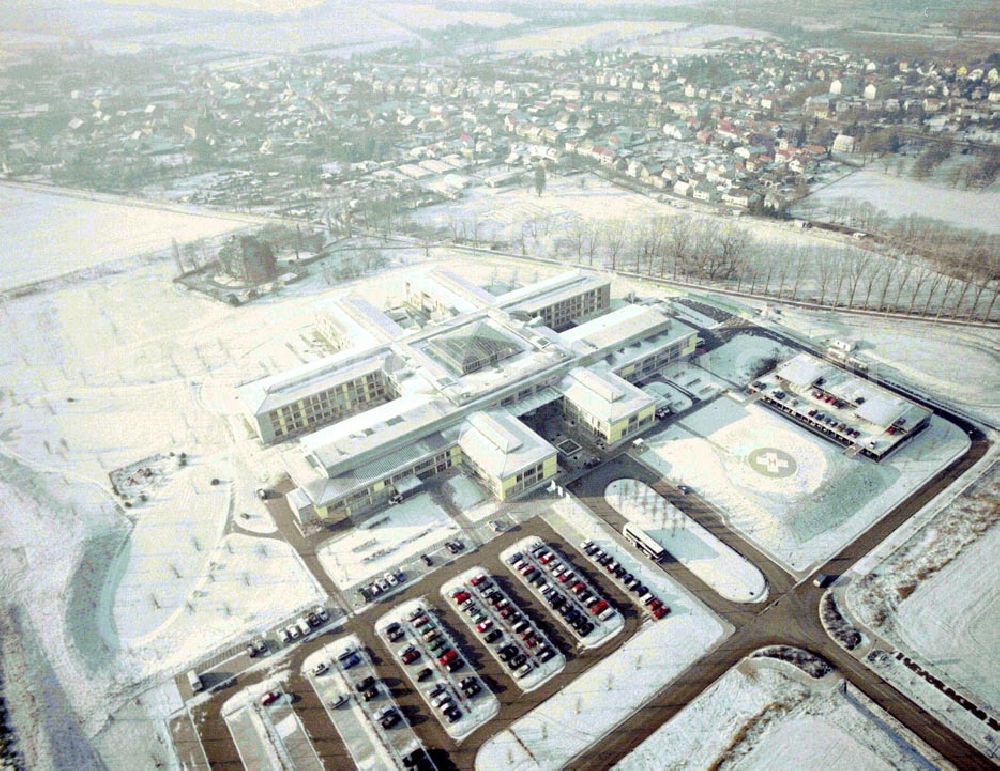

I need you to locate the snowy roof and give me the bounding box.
[498,271,609,316]
[559,367,655,423]
[458,409,555,479]
[236,346,390,416]
[824,377,931,429]
[432,269,497,306]
[560,303,674,353]
[335,295,404,341]
[774,352,832,388]
[302,394,453,475]
[407,271,483,315]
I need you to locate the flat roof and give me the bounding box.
[560,303,673,352]
[559,366,655,424]
[236,346,390,416]
[432,269,498,306]
[498,271,609,315]
[459,409,555,479]
[302,394,453,475]
[407,272,483,315]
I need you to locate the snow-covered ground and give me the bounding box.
[619,23,774,56]
[695,332,797,388]
[491,21,687,53]
[315,493,460,591]
[0,184,247,290]
[640,397,969,574]
[473,494,730,770]
[381,3,521,29]
[443,473,499,523]
[605,479,767,603]
[897,525,1000,710]
[616,656,948,770]
[795,165,1000,234]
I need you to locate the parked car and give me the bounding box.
[401,647,421,665]
[421,553,433,566]
[329,691,349,708]
[417,667,433,682]
[312,661,330,676]
[260,690,280,706]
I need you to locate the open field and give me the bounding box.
[0,184,249,290]
[641,397,969,573]
[898,525,1000,711]
[616,655,946,770]
[796,165,1000,234]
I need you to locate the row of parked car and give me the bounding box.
[361,568,405,601]
[506,542,617,640]
[449,574,559,684]
[278,605,330,644]
[580,541,670,620]
[382,605,486,728]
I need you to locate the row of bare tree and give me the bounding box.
[552,216,999,322]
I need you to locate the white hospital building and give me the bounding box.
[237,270,699,523]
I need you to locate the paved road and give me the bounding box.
[572,427,992,770]
[174,339,994,770]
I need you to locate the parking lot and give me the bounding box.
[501,536,625,650]
[304,634,431,770]
[376,597,500,741]
[223,679,323,771]
[441,567,566,692]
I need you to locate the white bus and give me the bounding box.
[623,523,665,562]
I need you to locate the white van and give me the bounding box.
[296,617,312,637]
[187,670,203,692]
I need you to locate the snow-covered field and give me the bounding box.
[0,184,247,290]
[641,397,969,573]
[492,21,686,53]
[796,166,1000,233]
[695,332,797,388]
[616,656,947,770]
[316,493,460,591]
[382,3,521,29]
[619,23,774,56]
[605,479,767,603]
[896,525,1000,710]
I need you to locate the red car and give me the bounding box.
[652,605,669,620]
[471,575,488,587]
[401,647,421,665]
[452,591,472,604]
[438,649,458,665]
[260,690,280,706]
[590,600,608,616]
[538,553,554,565]
[519,565,536,578]
[476,620,493,634]
[557,572,573,584]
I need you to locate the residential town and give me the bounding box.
[3,38,998,227]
